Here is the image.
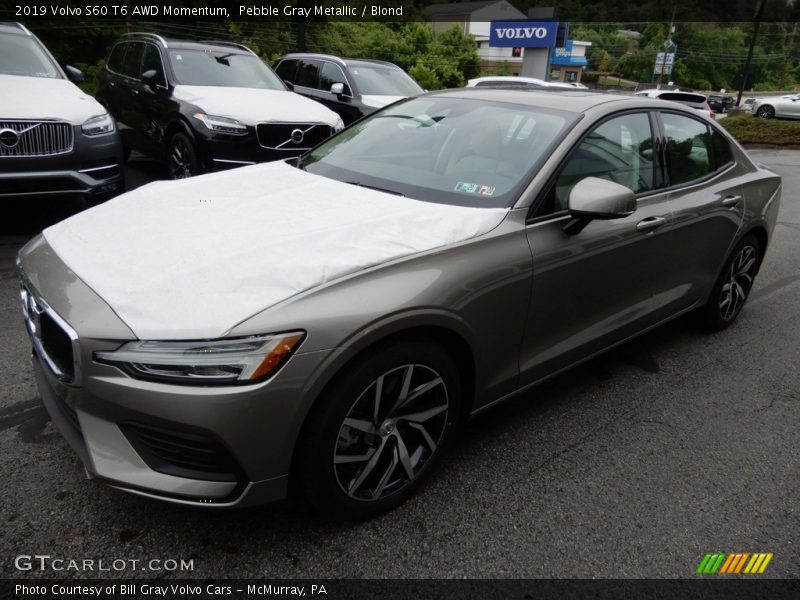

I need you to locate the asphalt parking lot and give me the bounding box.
[1,149,798,579]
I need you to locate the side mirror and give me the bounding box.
[141,70,158,88]
[563,177,636,235]
[65,65,84,83]
[330,82,345,96]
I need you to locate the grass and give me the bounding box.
[720,112,800,146]
[595,75,638,89]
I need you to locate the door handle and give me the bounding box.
[636,216,667,232]
[722,195,742,207]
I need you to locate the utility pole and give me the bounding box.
[736,0,767,107]
[656,7,676,86]
[779,22,798,90]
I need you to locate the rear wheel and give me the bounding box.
[296,339,460,519]
[168,132,199,179]
[696,234,761,331]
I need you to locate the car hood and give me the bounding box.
[42,161,508,340]
[0,74,107,124]
[172,85,343,128]
[360,94,407,109]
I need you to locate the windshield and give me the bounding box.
[168,49,284,89]
[347,63,423,96]
[302,96,572,208]
[0,34,60,78]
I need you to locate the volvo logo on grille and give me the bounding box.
[0,128,20,149]
[290,128,305,145]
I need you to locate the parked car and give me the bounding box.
[275,53,423,125]
[634,89,715,120]
[18,89,780,518]
[751,92,800,120]
[708,94,735,113]
[0,22,124,203]
[467,75,580,90]
[742,98,756,111]
[96,34,344,179]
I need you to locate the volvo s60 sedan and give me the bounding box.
[17,89,781,519]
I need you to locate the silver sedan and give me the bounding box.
[17,89,781,519]
[752,92,800,119]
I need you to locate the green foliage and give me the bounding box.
[409,61,440,90]
[720,113,800,145]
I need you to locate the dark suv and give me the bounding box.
[96,34,343,179]
[708,94,735,113]
[0,22,124,203]
[275,54,423,125]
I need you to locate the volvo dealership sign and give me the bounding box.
[489,20,558,48]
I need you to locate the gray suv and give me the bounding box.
[0,22,124,203]
[275,53,423,125]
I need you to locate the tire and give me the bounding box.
[296,338,461,519]
[167,132,200,179]
[756,105,775,119]
[696,234,761,331]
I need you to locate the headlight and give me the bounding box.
[81,113,115,136]
[95,332,304,385]
[192,113,248,135]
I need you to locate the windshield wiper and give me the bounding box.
[346,181,404,196]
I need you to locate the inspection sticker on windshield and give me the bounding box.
[455,182,496,197]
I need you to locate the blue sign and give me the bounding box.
[550,40,588,66]
[489,20,558,48]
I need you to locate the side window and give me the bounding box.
[275,59,297,83]
[319,62,350,95]
[140,44,165,86]
[106,43,126,73]
[547,112,655,214]
[711,128,733,170]
[295,59,321,89]
[120,41,143,79]
[662,113,713,186]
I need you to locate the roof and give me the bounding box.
[280,53,400,69]
[0,21,29,35]
[423,1,519,17]
[430,87,643,114]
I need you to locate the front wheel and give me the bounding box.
[756,105,775,119]
[168,132,200,179]
[295,339,461,519]
[696,234,761,331]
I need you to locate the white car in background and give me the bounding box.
[751,93,800,120]
[467,76,581,91]
[634,89,715,120]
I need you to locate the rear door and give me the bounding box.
[126,42,169,157]
[658,111,746,308]
[114,41,144,149]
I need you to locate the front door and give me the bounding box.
[520,111,684,385]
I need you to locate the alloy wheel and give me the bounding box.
[169,138,193,179]
[757,105,774,119]
[719,244,758,321]
[333,364,449,502]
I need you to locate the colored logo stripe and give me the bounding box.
[697,552,773,574]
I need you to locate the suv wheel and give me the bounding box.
[168,133,199,179]
[756,105,775,119]
[296,339,460,519]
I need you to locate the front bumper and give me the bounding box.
[18,248,332,507]
[0,127,124,200]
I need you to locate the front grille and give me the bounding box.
[20,282,77,384]
[0,120,73,157]
[39,312,75,380]
[121,423,241,483]
[256,122,333,151]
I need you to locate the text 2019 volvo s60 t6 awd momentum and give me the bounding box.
[17,89,781,518]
